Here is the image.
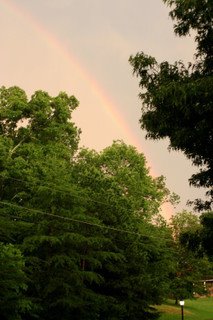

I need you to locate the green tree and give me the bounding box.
[163,0,213,73]
[129,0,213,211]
[168,211,211,302]
[169,211,213,262]
[0,87,175,319]
[72,141,175,319]
[0,86,109,319]
[0,243,31,320]
[170,210,201,241]
[200,211,213,261]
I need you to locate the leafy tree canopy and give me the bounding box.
[168,211,211,301]
[200,211,213,261]
[169,210,201,240]
[129,0,213,211]
[0,243,31,320]
[0,86,175,319]
[71,141,175,319]
[163,0,213,73]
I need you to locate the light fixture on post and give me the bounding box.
[179,300,184,320]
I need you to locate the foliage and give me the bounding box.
[163,0,213,72]
[0,243,31,320]
[169,210,201,241]
[71,141,174,319]
[168,211,211,301]
[0,86,175,319]
[200,211,213,261]
[170,211,213,263]
[129,0,213,211]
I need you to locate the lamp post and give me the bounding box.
[179,300,184,320]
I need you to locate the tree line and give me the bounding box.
[0,86,211,320]
[1,0,213,319]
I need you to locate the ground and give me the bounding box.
[157,297,213,320]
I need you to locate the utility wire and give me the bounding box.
[0,201,172,243]
[0,174,127,208]
[0,174,172,241]
[0,173,168,211]
[0,200,144,237]
[0,173,167,233]
[0,213,174,254]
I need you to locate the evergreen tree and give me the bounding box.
[72,141,174,319]
[0,86,175,319]
[0,243,31,320]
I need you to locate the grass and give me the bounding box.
[156,297,213,320]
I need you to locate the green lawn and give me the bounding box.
[157,297,213,320]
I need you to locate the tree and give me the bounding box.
[200,211,213,261]
[168,211,211,302]
[72,141,175,319]
[129,0,213,211]
[169,210,201,241]
[0,243,31,320]
[1,87,124,320]
[163,0,213,73]
[0,86,110,319]
[0,87,175,319]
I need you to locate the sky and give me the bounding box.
[0,0,205,219]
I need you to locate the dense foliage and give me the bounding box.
[129,0,213,211]
[0,243,30,320]
[168,211,211,302]
[1,2,213,317]
[200,211,213,261]
[0,86,177,319]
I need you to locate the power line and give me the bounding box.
[0,174,127,208]
[0,173,169,212]
[0,201,173,243]
[0,200,143,236]
[0,218,174,257]
[0,173,168,232]
[0,174,172,241]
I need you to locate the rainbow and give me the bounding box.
[1,0,175,218]
[1,1,157,170]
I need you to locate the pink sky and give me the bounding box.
[0,0,205,219]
